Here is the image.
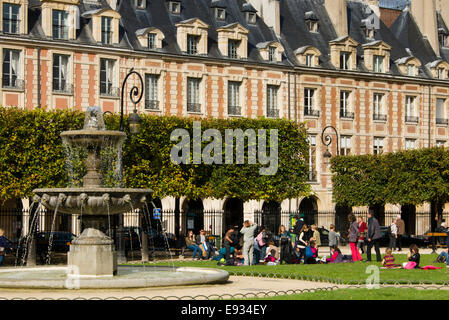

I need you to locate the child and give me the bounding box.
[311,225,321,247]
[326,245,341,263]
[305,240,319,264]
[264,240,280,263]
[382,248,401,268]
[328,224,338,256]
[403,244,420,269]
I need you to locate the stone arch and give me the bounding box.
[261,200,281,234]
[223,198,244,233]
[401,204,416,235]
[299,196,318,226]
[182,198,204,234]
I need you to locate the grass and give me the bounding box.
[127,253,449,284]
[243,287,449,300]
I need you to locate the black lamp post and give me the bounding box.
[321,125,340,161]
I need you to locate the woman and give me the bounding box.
[0,229,12,267]
[357,217,367,254]
[295,224,310,264]
[304,240,319,264]
[185,230,201,260]
[388,218,398,251]
[278,225,290,238]
[348,214,362,262]
[255,226,268,263]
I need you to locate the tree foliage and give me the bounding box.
[0,107,311,203]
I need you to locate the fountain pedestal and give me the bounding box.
[68,228,117,277]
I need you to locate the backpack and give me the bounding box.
[435,254,447,263]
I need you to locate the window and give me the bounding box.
[439,33,448,47]
[436,140,446,147]
[100,58,116,96]
[436,98,448,125]
[407,64,415,76]
[147,33,156,50]
[2,3,20,34]
[307,20,318,32]
[2,49,21,89]
[373,55,384,73]
[373,93,386,121]
[169,1,181,14]
[340,91,353,118]
[135,0,145,9]
[228,81,241,115]
[53,54,70,93]
[405,96,418,123]
[246,12,256,24]
[187,35,199,55]
[268,46,276,62]
[340,51,350,70]
[304,88,319,116]
[101,17,113,45]
[340,136,351,156]
[215,8,226,21]
[438,67,445,79]
[374,137,384,155]
[308,135,317,182]
[305,54,313,67]
[187,78,201,113]
[267,85,279,118]
[364,27,375,39]
[145,74,159,110]
[405,139,416,150]
[228,40,240,59]
[52,10,68,40]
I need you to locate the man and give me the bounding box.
[223,226,235,263]
[196,230,213,260]
[395,214,405,251]
[366,210,382,262]
[0,229,12,267]
[388,218,398,251]
[239,220,258,266]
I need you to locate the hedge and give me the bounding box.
[0,107,311,203]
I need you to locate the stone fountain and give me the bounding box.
[0,106,228,289]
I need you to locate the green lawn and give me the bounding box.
[243,287,449,300]
[127,254,449,284]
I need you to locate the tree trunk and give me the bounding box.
[141,214,149,262]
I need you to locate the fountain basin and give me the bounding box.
[33,188,153,215]
[0,266,230,289]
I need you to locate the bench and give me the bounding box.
[426,232,448,253]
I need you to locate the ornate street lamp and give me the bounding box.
[120,68,144,134]
[321,125,340,162]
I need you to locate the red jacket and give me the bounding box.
[358,222,367,240]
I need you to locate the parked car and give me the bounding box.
[36,231,76,253]
[124,226,176,251]
[378,226,430,248]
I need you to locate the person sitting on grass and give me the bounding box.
[304,240,319,264]
[264,240,280,264]
[403,244,420,269]
[326,245,342,263]
[381,248,401,269]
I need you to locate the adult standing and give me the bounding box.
[348,214,362,262]
[357,217,367,254]
[240,220,258,266]
[395,214,405,252]
[223,226,235,263]
[388,218,398,251]
[0,229,11,266]
[366,210,382,262]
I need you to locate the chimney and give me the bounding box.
[411,0,440,56]
[105,0,118,10]
[365,0,380,18]
[324,0,348,37]
[247,0,281,36]
[436,0,449,31]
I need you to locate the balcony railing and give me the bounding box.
[340,110,355,119]
[436,118,449,126]
[187,103,201,113]
[145,100,160,110]
[228,105,241,116]
[307,171,317,182]
[2,77,24,90]
[304,108,320,117]
[100,86,120,98]
[373,113,387,121]
[53,83,73,95]
[405,116,419,124]
[267,108,279,118]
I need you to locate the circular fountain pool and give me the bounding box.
[0,265,229,289]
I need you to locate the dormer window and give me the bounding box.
[295,46,321,67]
[246,12,256,24]
[216,8,226,21]
[2,3,20,34]
[101,16,112,44]
[361,18,375,39]
[426,60,449,79]
[169,1,181,14]
[136,27,165,50]
[228,39,240,59]
[340,51,350,70]
[187,35,199,55]
[53,10,69,40]
[217,23,248,59]
[135,0,146,9]
[257,41,284,63]
[176,18,209,55]
[373,55,384,73]
[395,56,421,77]
[439,29,448,47]
[305,11,319,32]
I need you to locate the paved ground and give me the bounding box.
[0,276,343,300]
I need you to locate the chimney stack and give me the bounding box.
[411,0,439,56]
[324,0,348,37]
[247,0,281,36]
[436,0,449,31]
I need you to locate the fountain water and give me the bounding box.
[0,106,228,289]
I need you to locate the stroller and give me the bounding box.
[279,236,295,264]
